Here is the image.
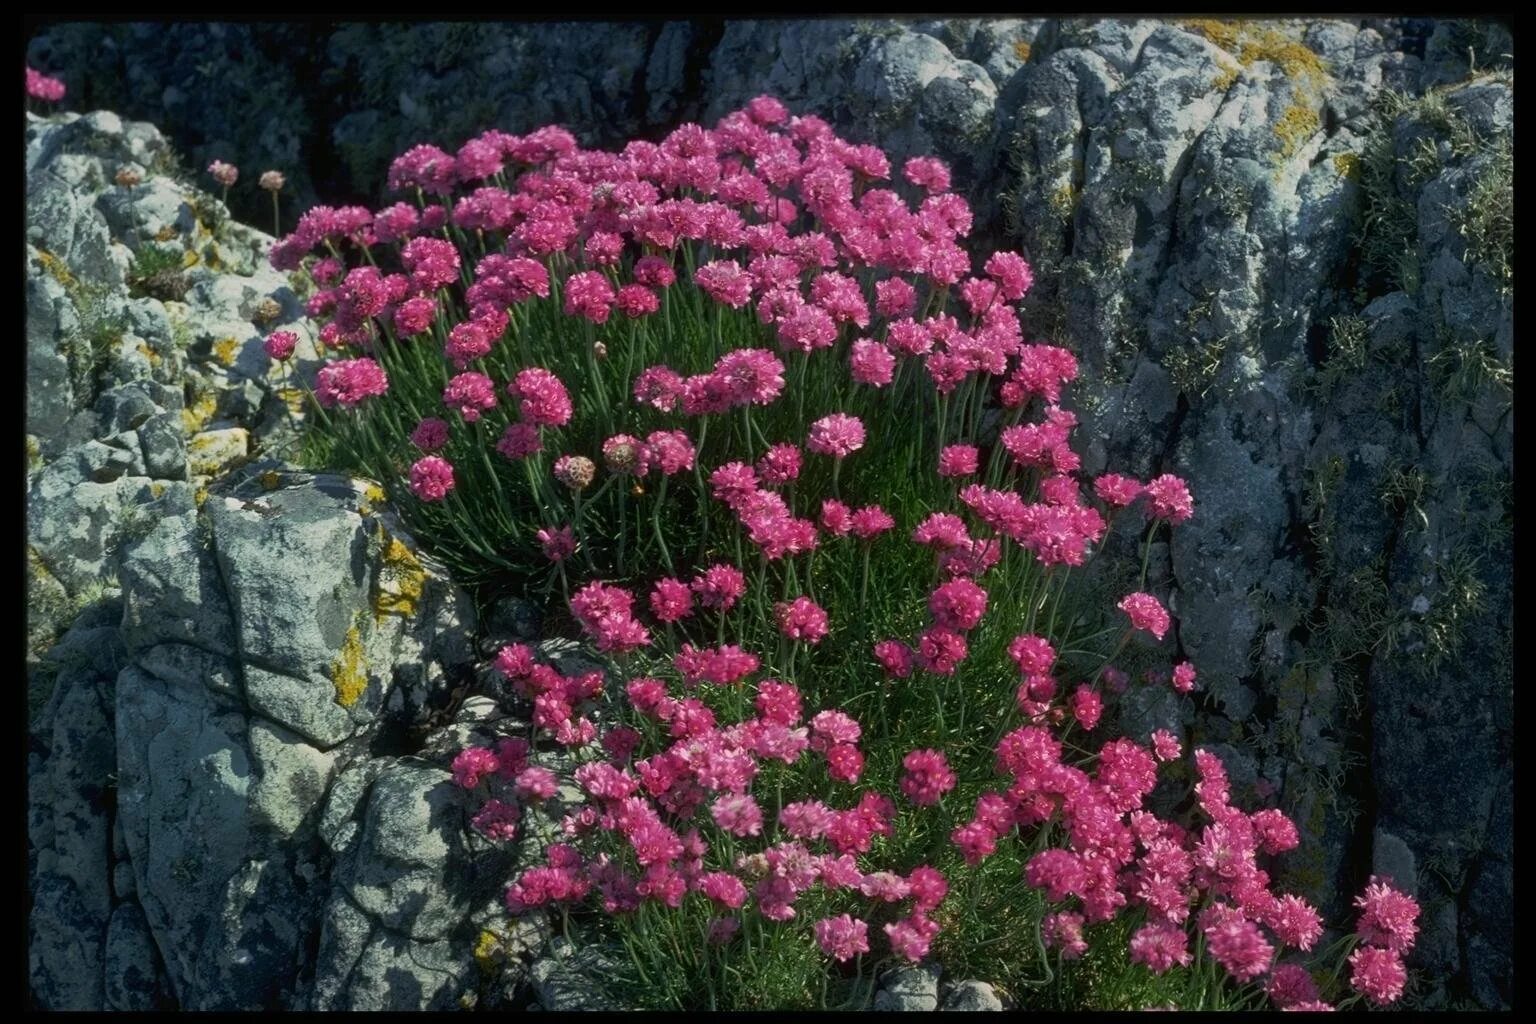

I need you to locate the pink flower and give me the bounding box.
[1007,634,1057,676]
[264,330,298,361]
[1348,946,1407,1005]
[696,871,748,909]
[646,430,696,475]
[1145,473,1195,524]
[616,284,660,318]
[692,564,747,611]
[602,433,650,476]
[563,270,615,323]
[755,680,803,726]
[776,596,830,644]
[1043,912,1088,960]
[874,640,914,677]
[510,368,573,427]
[757,443,802,485]
[849,338,896,386]
[1129,922,1192,973]
[649,578,694,623]
[452,747,498,788]
[537,526,577,562]
[807,413,865,458]
[1094,473,1143,507]
[442,371,498,422]
[885,914,941,962]
[711,793,764,837]
[1200,905,1275,983]
[553,455,596,491]
[208,160,239,188]
[938,444,979,477]
[906,866,948,912]
[496,423,542,460]
[26,66,66,103]
[825,743,864,784]
[408,456,455,502]
[515,766,559,800]
[1151,729,1182,762]
[393,296,436,336]
[916,627,967,675]
[850,506,896,539]
[1266,963,1320,1009]
[695,260,754,308]
[1071,685,1103,730]
[820,499,852,535]
[1251,808,1300,855]
[875,277,918,318]
[814,915,870,962]
[900,749,956,806]
[411,417,451,452]
[1354,876,1420,954]
[1266,894,1323,951]
[928,579,988,631]
[315,358,389,408]
[983,251,1033,301]
[471,799,520,841]
[1119,592,1171,640]
[1171,661,1198,693]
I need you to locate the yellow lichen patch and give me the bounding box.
[150,482,166,498]
[181,392,218,433]
[259,470,281,491]
[33,248,77,290]
[1047,183,1079,220]
[473,929,504,974]
[25,435,42,469]
[331,623,369,708]
[1212,60,1241,92]
[364,483,387,505]
[1333,152,1362,180]
[136,341,162,365]
[374,533,428,619]
[1239,28,1328,86]
[212,337,239,366]
[194,486,210,506]
[154,224,180,243]
[279,387,307,415]
[1182,18,1244,53]
[1274,103,1321,159]
[181,248,201,269]
[1013,40,1032,61]
[1184,21,1329,88]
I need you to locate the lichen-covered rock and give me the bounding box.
[874,962,942,1012]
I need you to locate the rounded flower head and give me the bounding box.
[1129,922,1192,974]
[602,433,649,476]
[315,358,389,408]
[510,368,573,427]
[259,170,286,192]
[1145,473,1194,524]
[263,330,298,361]
[411,417,451,453]
[814,914,870,962]
[900,748,956,806]
[1119,592,1171,640]
[776,596,830,645]
[553,455,596,491]
[537,525,577,562]
[938,444,979,477]
[27,66,67,103]
[408,456,455,503]
[442,371,498,422]
[757,443,802,486]
[208,160,239,188]
[807,413,865,458]
[1353,876,1420,954]
[928,579,988,631]
[1348,945,1407,1005]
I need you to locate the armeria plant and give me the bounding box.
[275,96,1418,1011]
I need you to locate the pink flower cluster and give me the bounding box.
[26,66,66,103]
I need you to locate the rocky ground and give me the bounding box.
[27,18,1511,1010]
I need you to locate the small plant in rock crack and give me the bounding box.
[280,95,1417,1010]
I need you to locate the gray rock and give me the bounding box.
[942,980,1004,1011]
[874,962,941,1011]
[103,903,170,1011]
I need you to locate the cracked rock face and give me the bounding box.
[27,16,1512,1010]
[30,473,482,1011]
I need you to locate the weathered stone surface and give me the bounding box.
[874,962,942,1012]
[941,979,1004,1011]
